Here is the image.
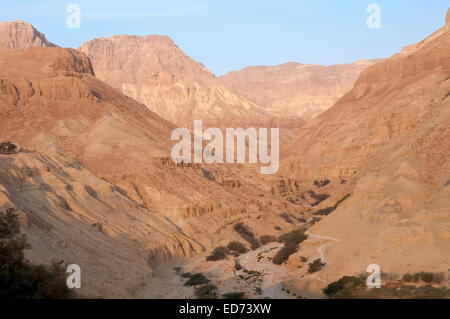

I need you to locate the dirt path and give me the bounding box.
[305,231,340,283]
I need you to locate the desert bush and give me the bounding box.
[313,194,351,216]
[279,213,293,224]
[233,223,260,250]
[206,246,230,261]
[195,284,218,299]
[419,272,434,283]
[307,190,330,206]
[259,235,277,245]
[201,168,215,181]
[323,276,364,297]
[432,272,445,284]
[402,273,414,282]
[184,273,211,286]
[314,180,331,188]
[278,229,307,245]
[234,260,242,271]
[0,208,74,299]
[180,272,192,278]
[222,292,245,299]
[227,241,248,254]
[272,243,298,265]
[272,229,308,265]
[274,226,282,231]
[308,259,326,273]
[0,142,17,153]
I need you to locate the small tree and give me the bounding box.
[0,208,73,299]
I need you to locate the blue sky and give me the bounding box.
[1,0,449,75]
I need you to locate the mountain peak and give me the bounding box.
[0,20,56,51]
[446,8,450,26]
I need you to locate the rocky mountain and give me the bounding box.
[79,35,290,129]
[0,45,312,297]
[277,9,450,296]
[220,60,381,121]
[0,20,56,51]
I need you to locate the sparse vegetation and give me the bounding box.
[307,190,330,206]
[184,273,211,286]
[308,259,326,273]
[201,168,215,181]
[259,235,277,245]
[314,180,330,188]
[324,273,450,299]
[274,226,282,231]
[227,241,248,254]
[313,194,351,216]
[279,213,294,224]
[222,292,245,299]
[233,223,260,250]
[195,284,218,299]
[273,229,308,265]
[206,246,230,261]
[0,142,18,154]
[0,208,74,299]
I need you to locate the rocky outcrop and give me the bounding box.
[79,35,278,128]
[0,20,56,51]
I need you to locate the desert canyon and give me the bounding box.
[0,9,449,299]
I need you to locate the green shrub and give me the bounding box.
[206,246,230,261]
[184,273,211,286]
[272,242,298,265]
[419,272,434,283]
[402,273,414,282]
[180,272,192,278]
[278,229,307,245]
[0,208,74,299]
[272,229,308,265]
[308,259,326,273]
[233,223,260,250]
[323,276,364,297]
[222,292,245,299]
[259,235,277,245]
[195,284,218,299]
[227,241,248,254]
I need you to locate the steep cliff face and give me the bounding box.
[279,10,450,295]
[79,35,281,128]
[220,60,381,121]
[0,20,56,51]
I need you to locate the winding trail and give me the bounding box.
[305,231,340,282]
